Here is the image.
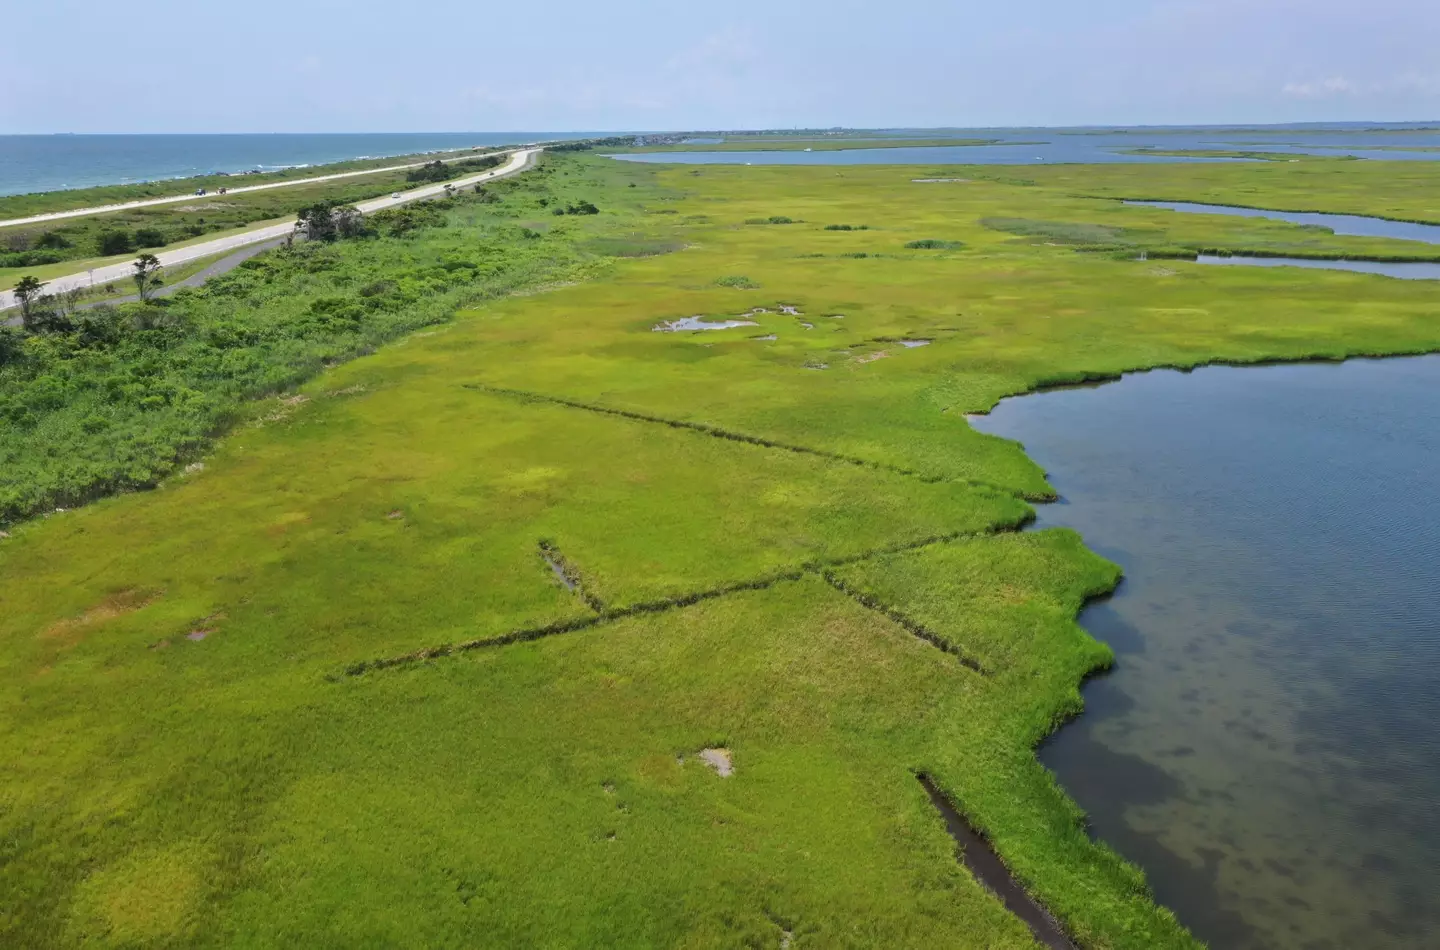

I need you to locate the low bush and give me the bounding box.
[406,155,503,184]
[369,202,449,237]
[904,239,964,250]
[824,224,869,231]
[96,230,136,255]
[552,200,600,216]
[715,275,760,289]
[0,251,64,268]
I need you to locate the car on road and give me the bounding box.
[391,193,401,199]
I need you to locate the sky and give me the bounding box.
[3,0,1438,133]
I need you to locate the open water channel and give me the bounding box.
[611,123,1440,167]
[972,355,1440,949]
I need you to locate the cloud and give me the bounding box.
[664,27,760,73]
[1282,76,1357,99]
[1283,73,1440,100]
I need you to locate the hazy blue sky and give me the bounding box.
[4,0,1437,133]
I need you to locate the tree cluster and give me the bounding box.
[552,200,600,216]
[295,202,366,242]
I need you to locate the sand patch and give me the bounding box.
[698,748,734,777]
[42,589,162,647]
[254,394,309,426]
[855,350,890,364]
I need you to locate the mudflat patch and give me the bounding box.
[698,747,734,777]
[42,588,162,648]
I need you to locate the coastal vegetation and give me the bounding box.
[4,150,1440,948]
[0,172,453,284]
[608,137,1006,152]
[0,146,514,218]
[404,155,502,184]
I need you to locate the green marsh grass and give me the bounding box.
[5,151,1440,947]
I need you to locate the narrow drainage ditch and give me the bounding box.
[542,552,576,591]
[918,774,1079,950]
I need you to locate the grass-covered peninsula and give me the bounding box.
[4,150,1440,948]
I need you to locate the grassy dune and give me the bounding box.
[5,152,1440,947]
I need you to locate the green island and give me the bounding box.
[1119,148,1355,162]
[4,147,1440,948]
[609,136,1013,152]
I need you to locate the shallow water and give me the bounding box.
[652,316,758,332]
[609,124,1440,167]
[611,144,1248,166]
[1128,200,1440,244]
[1196,254,1440,280]
[972,356,1440,950]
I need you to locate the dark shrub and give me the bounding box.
[97,230,136,255]
[135,228,167,248]
[0,251,63,267]
[35,232,73,249]
[0,327,22,368]
[358,280,397,297]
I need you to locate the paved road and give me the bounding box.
[0,145,538,229]
[1,148,540,315]
[73,237,291,310]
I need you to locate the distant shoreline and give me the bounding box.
[0,132,581,198]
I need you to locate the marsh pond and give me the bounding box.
[973,355,1440,950]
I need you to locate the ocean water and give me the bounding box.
[972,356,1440,950]
[0,132,590,197]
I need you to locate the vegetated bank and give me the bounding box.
[2,151,1440,948]
[0,153,612,524]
